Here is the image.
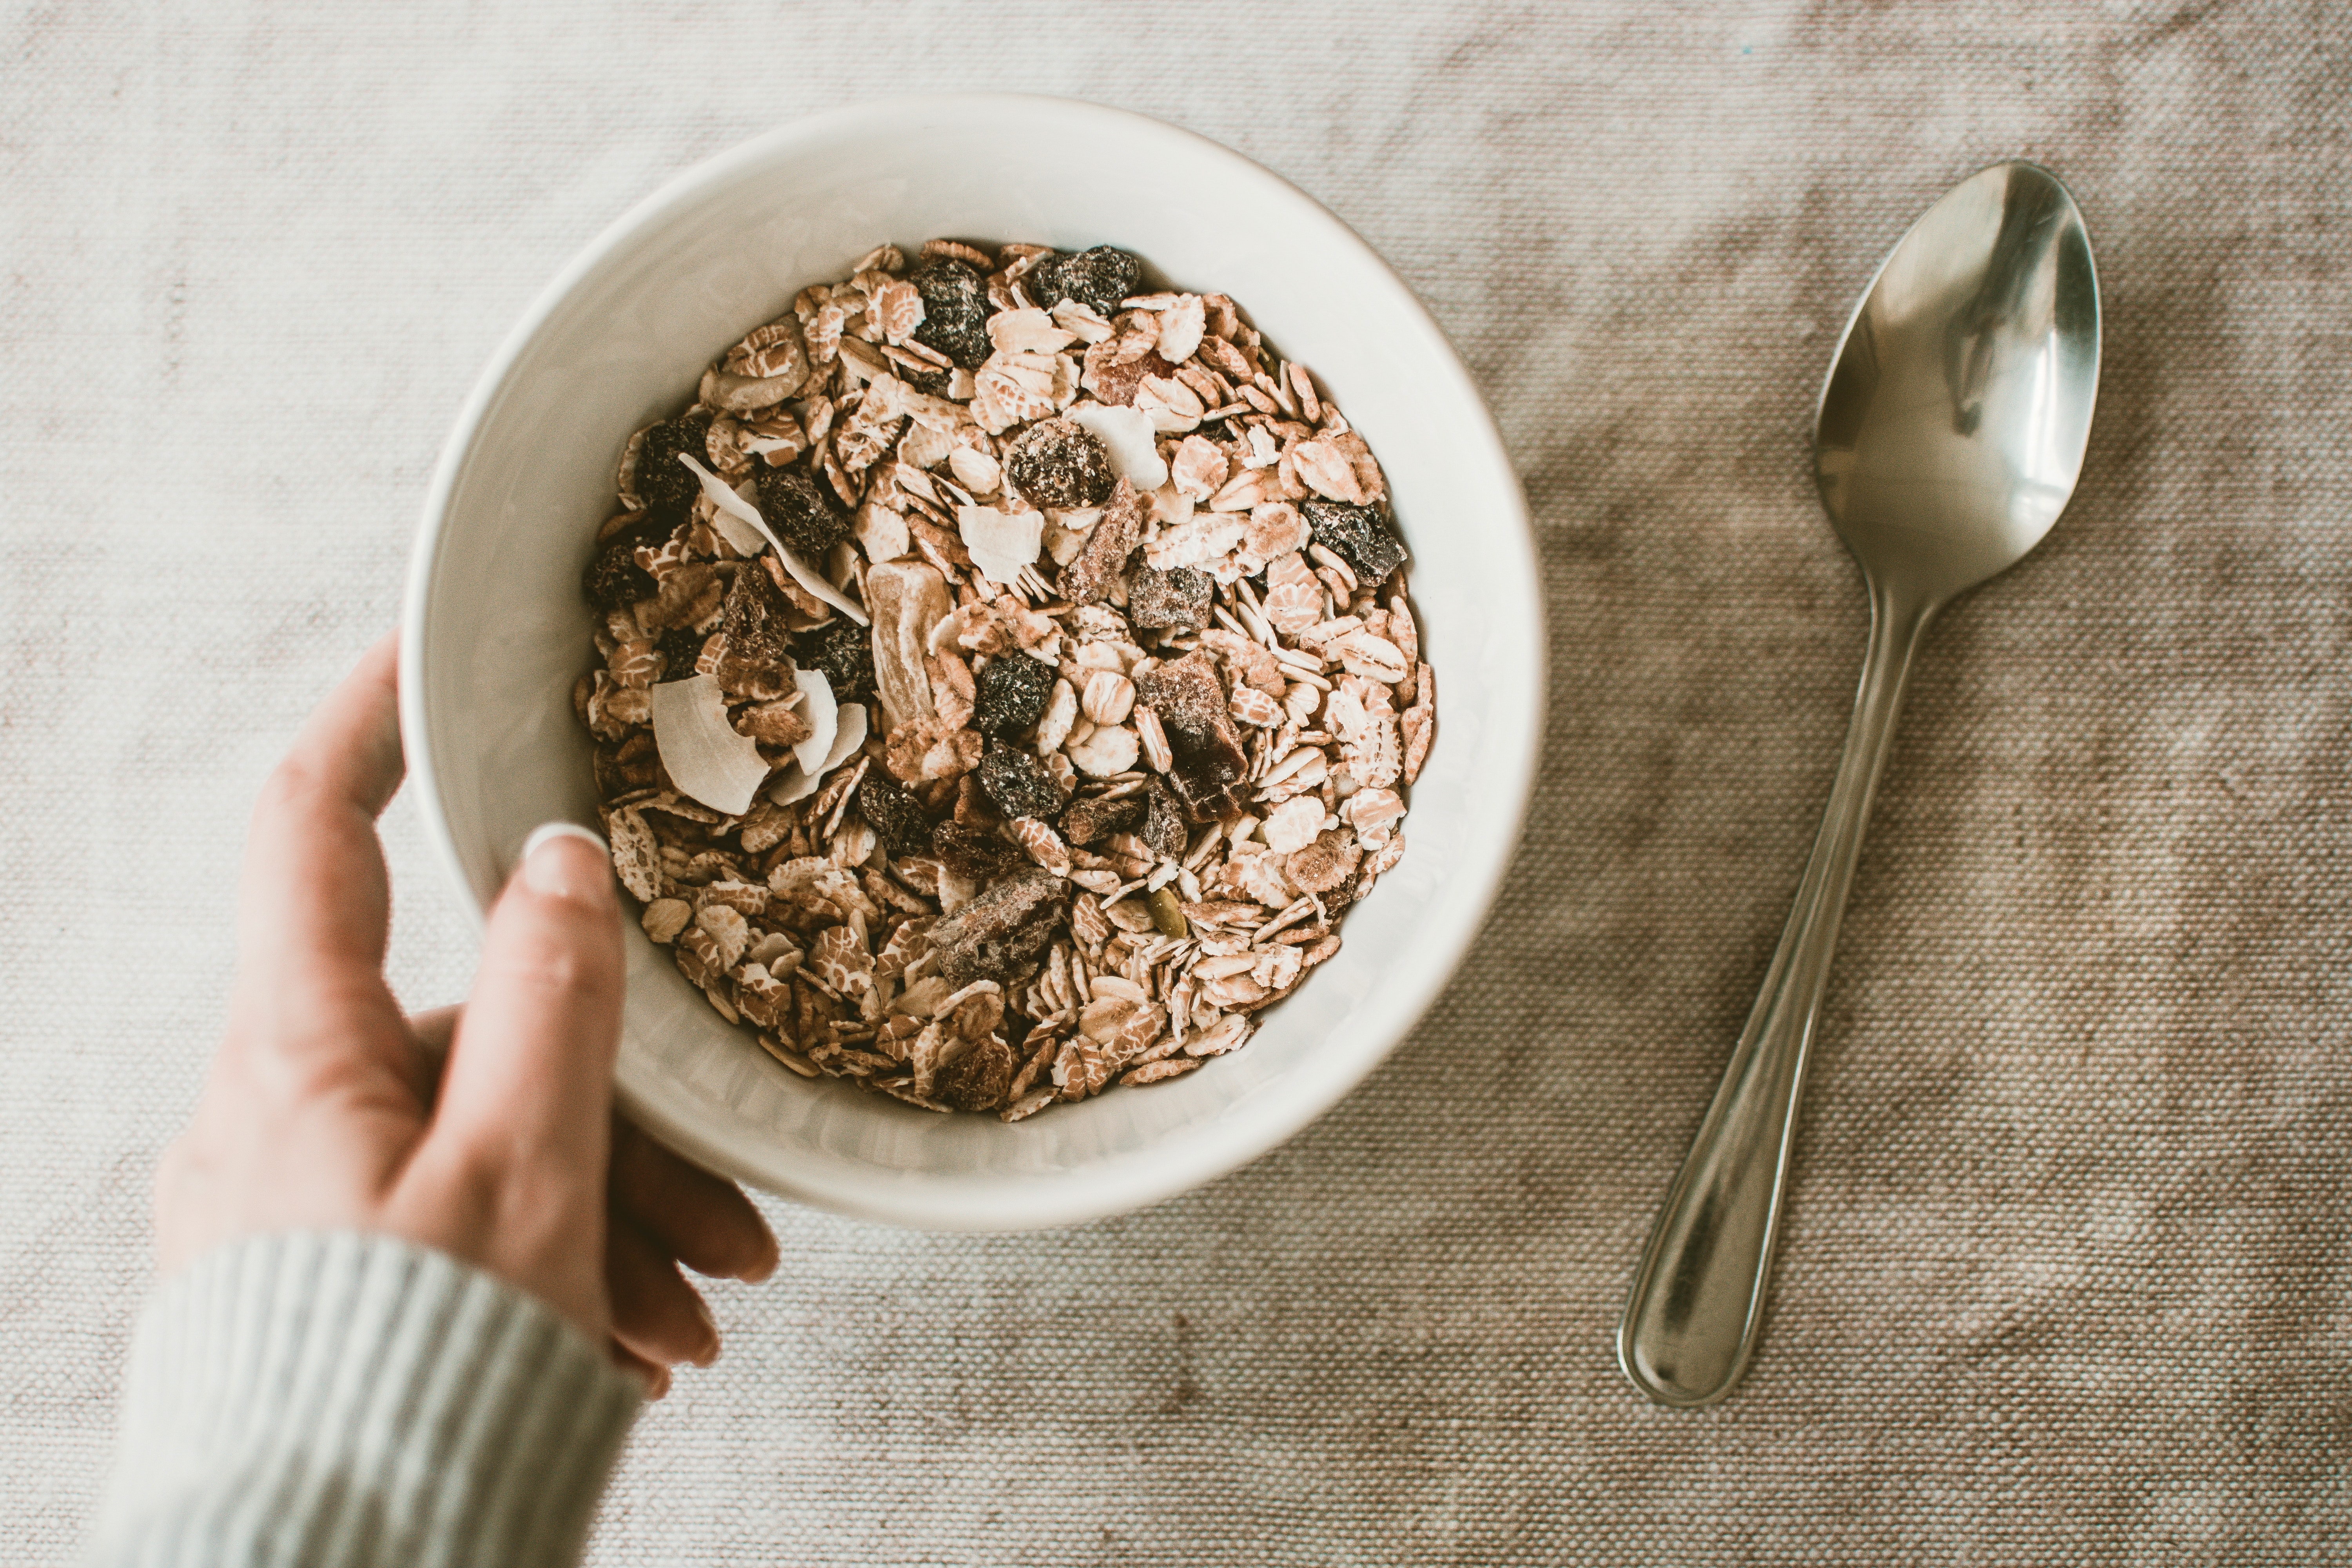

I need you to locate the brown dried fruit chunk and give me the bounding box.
[712,561,797,699]
[735,698,813,748]
[1133,649,1248,821]
[932,818,1025,882]
[931,868,1067,987]
[1140,778,1187,857]
[1284,828,1363,895]
[1004,417,1116,509]
[1081,341,1177,407]
[1127,564,1212,631]
[1061,791,1144,847]
[937,1034,1015,1112]
[1060,477,1147,605]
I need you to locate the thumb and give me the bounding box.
[426,824,626,1220]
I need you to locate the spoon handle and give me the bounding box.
[1617,579,1935,1406]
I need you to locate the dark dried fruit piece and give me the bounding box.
[931,869,1067,987]
[1060,792,1144,847]
[1025,245,1142,316]
[973,652,1056,737]
[1127,564,1212,631]
[931,818,1024,882]
[657,624,709,678]
[977,743,1067,820]
[1060,478,1147,606]
[907,255,995,369]
[636,414,714,513]
[754,464,854,557]
[1004,417,1115,509]
[936,1034,1015,1113]
[711,560,797,699]
[1140,778,1187,858]
[857,775,931,857]
[1134,649,1249,821]
[798,617,874,701]
[1302,498,1410,584]
[582,512,672,611]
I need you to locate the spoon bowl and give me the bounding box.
[1617,162,2100,1407]
[1817,162,2101,603]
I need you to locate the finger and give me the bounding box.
[610,1119,779,1283]
[612,1343,670,1401]
[427,827,624,1198]
[237,632,405,994]
[410,1005,460,1063]
[607,1213,720,1370]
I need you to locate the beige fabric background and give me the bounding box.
[6,2,2349,1562]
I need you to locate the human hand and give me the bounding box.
[155,632,777,1396]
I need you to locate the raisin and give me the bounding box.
[1060,792,1145,847]
[712,562,796,699]
[931,818,1025,882]
[637,414,713,513]
[657,624,709,679]
[754,463,853,557]
[931,869,1067,987]
[583,549,656,613]
[1127,564,1212,631]
[977,743,1068,820]
[857,775,931,857]
[1026,245,1141,316]
[1302,498,1410,585]
[581,511,673,611]
[1003,417,1116,509]
[799,617,875,701]
[907,254,995,370]
[973,652,1056,737]
[936,1034,1015,1113]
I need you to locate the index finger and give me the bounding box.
[232,632,408,1047]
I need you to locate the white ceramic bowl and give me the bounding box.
[402,95,1541,1231]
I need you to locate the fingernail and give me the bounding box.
[521,821,613,902]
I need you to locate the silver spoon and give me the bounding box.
[1617,162,2101,1408]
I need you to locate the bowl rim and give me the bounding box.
[400,92,1545,1230]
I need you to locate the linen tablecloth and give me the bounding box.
[6,3,2349,1562]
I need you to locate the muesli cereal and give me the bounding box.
[573,240,1433,1118]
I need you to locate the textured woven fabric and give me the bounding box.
[87,1232,639,1568]
[5,2,2350,1563]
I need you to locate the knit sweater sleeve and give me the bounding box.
[84,1231,641,1568]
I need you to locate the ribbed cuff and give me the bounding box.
[87,1231,641,1568]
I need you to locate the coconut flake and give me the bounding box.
[958,504,1043,588]
[1067,403,1169,491]
[676,452,771,555]
[650,675,771,816]
[791,667,837,775]
[775,538,869,625]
